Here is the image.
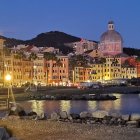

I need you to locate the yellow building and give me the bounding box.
[4,54,13,86]
[74,56,137,83]
[90,56,122,82]
[74,67,92,83]
[121,66,137,79]
[0,39,4,86]
[85,48,101,58]
[22,59,33,84]
[33,53,45,85]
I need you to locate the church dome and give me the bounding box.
[99,21,123,56]
[100,21,123,43]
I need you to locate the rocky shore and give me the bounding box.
[29,94,117,101]
[1,104,140,140]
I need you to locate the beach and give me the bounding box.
[0,119,140,140]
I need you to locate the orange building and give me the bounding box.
[74,67,92,83]
[126,57,140,78]
[45,55,69,85]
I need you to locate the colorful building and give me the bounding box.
[45,55,69,85]
[74,67,92,83]
[0,39,4,86]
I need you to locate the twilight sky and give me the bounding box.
[0,0,140,48]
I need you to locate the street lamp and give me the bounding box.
[5,74,12,109]
[5,74,11,81]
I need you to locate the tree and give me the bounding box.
[43,52,57,61]
[29,52,37,61]
[3,47,11,56]
[69,55,88,70]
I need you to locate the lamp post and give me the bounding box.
[5,74,11,109]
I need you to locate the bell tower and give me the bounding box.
[108,21,114,30]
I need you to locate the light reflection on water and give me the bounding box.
[31,100,44,115]
[11,94,140,115]
[60,101,71,113]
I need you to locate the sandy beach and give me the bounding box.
[0,119,140,140]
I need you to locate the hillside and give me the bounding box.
[24,31,81,54]
[123,48,140,57]
[25,31,81,46]
[1,31,140,55]
[1,31,81,54]
[0,36,24,47]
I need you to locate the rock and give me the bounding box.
[0,127,10,140]
[34,112,47,120]
[9,103,25,116]
[122,114,130,121]
[120,119,126,126]
[70,113,80,119]
[18,110,26,116]
[109,118,118,125]
[37,113,46,120]
[90,120,96,124]
[102,119,110,125]
[130,114,140,121]
[59,111,68,119]
[103,116,112,121]
[110,113,121,118]
[50,112,60,121]
[68,115,73,121]
[80,111,92,119]
[27,112,38,120]
[92,110,109,119]
[126,121,138,127]
[28,111,37,116]
[73,119,82,123]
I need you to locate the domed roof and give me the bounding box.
[100,30,123,42]
[100,21,123,43]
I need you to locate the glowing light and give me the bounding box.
[5,74,12,81]
[33,65,37,69]
[104,76,109,80]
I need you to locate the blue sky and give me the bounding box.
[0,0,140,48]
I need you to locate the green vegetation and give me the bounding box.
[123,48,140,57]
[69,55,88,70]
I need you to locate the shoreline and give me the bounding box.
[1,113,140,140]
